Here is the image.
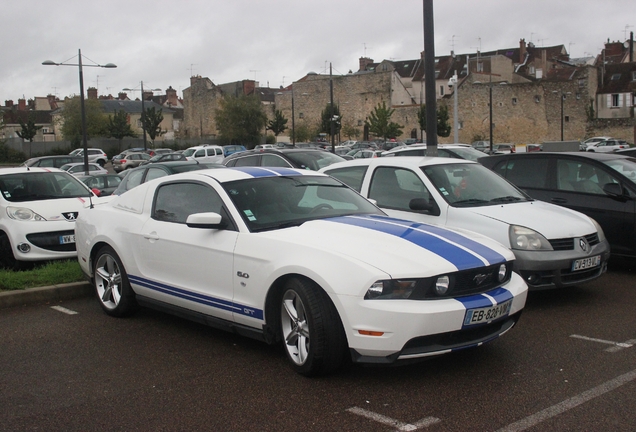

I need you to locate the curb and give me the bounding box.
[0,281,93,309]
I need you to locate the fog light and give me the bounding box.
[17,243,31,253]
[526,274,541,285]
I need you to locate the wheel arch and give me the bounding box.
[263,273,347,346]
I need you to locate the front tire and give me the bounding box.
[0,233,19,270]
[93,245,138,317]
[280,278,347,376]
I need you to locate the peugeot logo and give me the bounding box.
[62,212,79,221]
[473,273,488,285]
[579,238,589,252]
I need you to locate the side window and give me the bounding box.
[39,158,55,167]
[325,166,368,192]
[215,148,223,156]
[369,167,430,211]
[556,160,578,191]
[153,182,225,224]
[567,160,618,194]
[194,149,205,158]
[145,167,169,182]
[499,158,549,189]
[234,155,260,167]
[122,169,145,192]
[261,154,292,167]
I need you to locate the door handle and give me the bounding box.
[143,233,160,240]
[550,197,567,204]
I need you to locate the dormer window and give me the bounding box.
[611,73,621,81]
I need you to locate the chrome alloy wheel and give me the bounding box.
[95,253,123,310]
[281,289,310,366]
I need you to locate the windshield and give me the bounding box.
[439,147,487,162]
[0,171,92,202]
[284,151,346,170]
[182,148,196,157]
[601,157,636,182]
[422,163,530,207]
[223,175,383,232]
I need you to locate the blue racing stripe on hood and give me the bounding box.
[327,215,505,270]
[231,166,301,178]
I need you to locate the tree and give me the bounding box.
[341,121,360,140]
[267,109,288,136]
[58,97,108,148]
[418,104,451,138]
[107,110,137,152]
[215,94,268,147]
[437,105,451,138]
[320,103,342,137]
[141,106,165,143]
[290,124,313,143]
[365,101,403,140]
[16,116,42,142]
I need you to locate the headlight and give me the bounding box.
[365,280,417,300]
[6,206,46,221]
[497,264,507,282]
[509,225,552,250]
[435,275,450,295]
[589,218,606,243]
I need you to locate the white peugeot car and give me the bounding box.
[75,167,527,376]
[321,157,610,290]
[0,167,96,269]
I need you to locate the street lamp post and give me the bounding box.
[553,90,572,141]
[43,49,116,175]
[123,81,161,151]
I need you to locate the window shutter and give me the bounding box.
[607,94,611,107]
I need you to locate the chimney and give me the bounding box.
[142,91,153,101]
[87,87,98,99]
[47,94,58,110]
[519,38,527,60]
[5,100,13,108]
[118,92,128,100]
[359,57,374,72]
[166,86,178,106]
[18,99,27,111]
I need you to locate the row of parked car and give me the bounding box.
[3,140,636,375]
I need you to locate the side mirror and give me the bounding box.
[409,198,440,216]
[602,183,624,198]
[186,212,227,229]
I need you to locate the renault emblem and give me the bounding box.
[579,238,588,252]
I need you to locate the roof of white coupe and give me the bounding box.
[321,156,476,172]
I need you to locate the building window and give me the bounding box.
[578,79,586,88]
[534,95,541,103]
[476,62,484,72]
[440,86,445,96]
[299,112,304,119]
[576,93,581,100]
[564,116,570,122]
[632,71,636,81]
[512,98,518,105]
[611,74,621,81]
[357,119,363,126]
[611,94,620,107]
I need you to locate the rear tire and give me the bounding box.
[93,245,138,317]
[279,278,348,376]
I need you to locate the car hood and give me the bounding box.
[266,215,512,276]
[464,200,597,238]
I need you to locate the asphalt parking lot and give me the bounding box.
[1,261,635,431]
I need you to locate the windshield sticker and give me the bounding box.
[243,209,256,221]
[439,187,449,196]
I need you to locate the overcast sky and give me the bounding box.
[2,0,633,104]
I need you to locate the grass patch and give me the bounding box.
[0,259,85,291]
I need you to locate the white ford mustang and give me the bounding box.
[76,167,528,376]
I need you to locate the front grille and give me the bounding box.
[409,262,513,300]
[400,313,520,357]
[549,233,600,251]
[26,230,76,252]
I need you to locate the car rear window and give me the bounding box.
[494,157,549,189]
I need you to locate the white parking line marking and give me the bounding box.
[494,368,636,432]
[346,407,440,431]
[570,334,635,352]
[50,306,78,315]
